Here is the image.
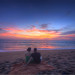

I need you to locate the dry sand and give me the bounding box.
[0,49,75,75]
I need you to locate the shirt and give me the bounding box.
[31,52,41,64]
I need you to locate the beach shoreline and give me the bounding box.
[0,49,75,63]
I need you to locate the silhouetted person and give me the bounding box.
[27,48,41,64]
[25,47,31,63]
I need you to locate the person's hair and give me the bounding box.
[27,47,31,52]
[34,48,37,52]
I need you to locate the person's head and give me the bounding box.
[27,47,31,52]
[34,48,37,53]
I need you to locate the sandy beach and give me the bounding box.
[0,49,75,63]
[0,49,75,75]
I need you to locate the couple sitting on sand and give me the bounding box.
[25,47,42,65]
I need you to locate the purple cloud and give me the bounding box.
[62,30,75,35]
[40,24,48,29]
[0,28,7,33]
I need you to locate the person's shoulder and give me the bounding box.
[25,51,32,56]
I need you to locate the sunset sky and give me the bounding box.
[0,0,75,41]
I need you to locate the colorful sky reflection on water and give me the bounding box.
[0,40,75,51]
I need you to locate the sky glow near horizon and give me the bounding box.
[0,0,75,41]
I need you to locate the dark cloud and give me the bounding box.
[47,29,61,32]
[0,28,7,33]
[61,24,75,31]
[0,28,3,31]
[40,24,48,29]
[39,29,61,33]
[62,30,75,35]
[30,25,36,29]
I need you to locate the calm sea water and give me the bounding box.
[0,39,75,52]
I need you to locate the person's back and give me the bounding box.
[25,47,31,63]
[31,48,41,64]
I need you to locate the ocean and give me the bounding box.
[0,39,75,52]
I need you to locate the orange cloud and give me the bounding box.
[4,27,25,33]
[54,34,75,40]
[1,26,75,40]
[24,27,61,39]
[0,26,61,40]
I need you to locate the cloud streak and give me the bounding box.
[62,30,75,35]
[0,25,75,40]
[0,28,8,33]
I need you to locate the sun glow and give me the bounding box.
[0,26,75,40]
